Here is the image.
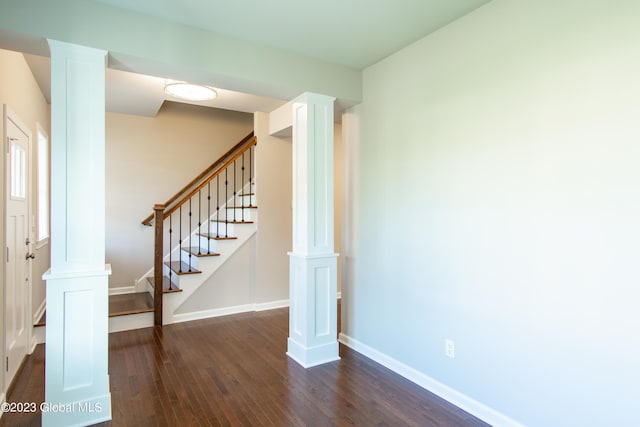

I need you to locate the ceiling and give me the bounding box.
[93,0,490,69]
[24,53,287,117]
[24,0,490,118]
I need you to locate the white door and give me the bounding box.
[4,105,32,391]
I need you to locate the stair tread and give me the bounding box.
[164,261,202,275]
[238,192,255,196]
[210,220,254,224]
[197,233,238,240]
[146,276,184,293]
[226,205,258,209]
[182,247,221,257]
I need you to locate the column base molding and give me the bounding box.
[43,265,112,427]
[287,338,340,368]
[287,252,340,369]
[41,393,112,427]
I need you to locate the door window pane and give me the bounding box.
[37,125,50,242]
[10,141,26,200]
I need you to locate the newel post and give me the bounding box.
[153,204,165,326]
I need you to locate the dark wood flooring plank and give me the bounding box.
[0,308,489,427]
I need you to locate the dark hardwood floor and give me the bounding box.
[1,308,488,426]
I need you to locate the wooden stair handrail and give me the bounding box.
[163,136,257,219]
[141,131,255,226]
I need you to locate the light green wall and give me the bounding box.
[343,1,640,425]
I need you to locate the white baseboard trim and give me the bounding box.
[109,285,136,295]
[171,295,342,324]
[255,299,289,312]
[172,303,257,324]
[338,333,524,427]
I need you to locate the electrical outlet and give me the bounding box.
[445,339,455,358]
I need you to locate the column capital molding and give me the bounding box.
[43,264,112,281]
[47,39,108,61]
[292,92,336,105]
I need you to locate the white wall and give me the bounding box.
[342,1,640,426]
[0,48,50,396]
[176,235,256,313]
[105,103,253,288]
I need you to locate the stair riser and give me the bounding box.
[162,264,197,282]
[197,235,220,250]
[163,268,201,290]
[217,207,252,222]
[180,252,201,267]
[109,312,154,333]
[207,222,235,236]
[236,194,256,206]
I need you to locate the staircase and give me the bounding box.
[32,132,258,340]
[144,194,258,325]
[142,131,258,326]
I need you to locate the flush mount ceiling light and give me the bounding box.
[164,81,217,101]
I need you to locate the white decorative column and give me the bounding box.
[287,93,340,368]
[42,40,111,426]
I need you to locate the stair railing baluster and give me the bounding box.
[188,198,193,271]
[207,182,211,255]
[233,160,237,223]
[249,144,254,207]
[168,212,173,290]
[179,205,183,274]
[198,190,202,256]
[241,152,245,222]
[225,168,229,238]
[216,175,220,238]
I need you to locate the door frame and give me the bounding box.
[3,104,33,394]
